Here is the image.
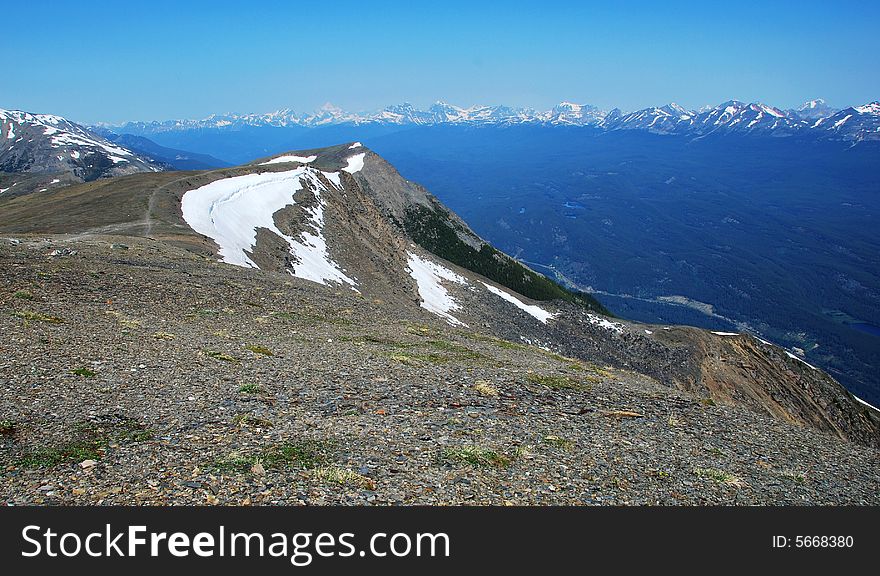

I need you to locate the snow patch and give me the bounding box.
[406,251,468,326]
[259,154,317,165]
[322,171,341,188]
[50,132,132,158]
[480,282,554,323]
[586,313,624,333]
[855,103,880,115]
[853,395,880,412]
[180,168,358,290]
[712,331,739,336]
[342,152,365,174]
[348,142,362,149]
[289,186,359,291]
[832,115,852,129]
[784,350,817,370]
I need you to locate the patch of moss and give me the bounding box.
[71,367,97,378]
[13,290,33,300]
[238,383,262,394]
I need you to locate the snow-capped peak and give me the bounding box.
[755,103,785,118]
[799,98,826,111]
[854,101,880,115]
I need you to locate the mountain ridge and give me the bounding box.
[0,109,165,197]
[102,98,880,144]
[1,142,876,448]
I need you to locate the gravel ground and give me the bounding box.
[1,235,878,505]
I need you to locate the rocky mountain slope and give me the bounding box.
[0,143,877,504]
[106,98,880,145]
[0,235,877,505]
[0,109,163,197]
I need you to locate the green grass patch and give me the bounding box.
[245,344,274,356]
[232,413,274,428]
[238,383,262,394]
[360,335,414,349]
[310,466,376,489]
[262,439,335,469]
[213,454,257,474]
[71,367,97,378]
[542,435,573,449]
[213,439,337,473]
[526,372,591,392]
[15,310,63,324]
[0,420,16,435]
[693,467,744,487]
[13,416,151,469]
[13,290,33,300]
[780,471,806,484]
[463,332,527,350]
[205,350,238,363]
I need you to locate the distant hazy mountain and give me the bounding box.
[102,132,232,170]
[789,98,838,121]
[103,98,880,145]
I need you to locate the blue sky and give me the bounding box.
[3,0,878,123]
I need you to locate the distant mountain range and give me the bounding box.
[106,98,880,144]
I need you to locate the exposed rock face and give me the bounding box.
[657,329,879,447]
[0,143,877,449]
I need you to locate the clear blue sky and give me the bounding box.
[3,0,878,123]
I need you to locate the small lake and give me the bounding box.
[851,322,880,337]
